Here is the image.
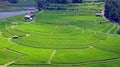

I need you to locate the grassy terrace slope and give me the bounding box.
[0,2,120,67]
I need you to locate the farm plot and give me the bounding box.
[12,24,100,49]
[0,2,120,67]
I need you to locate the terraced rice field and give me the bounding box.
[0,2,120,67]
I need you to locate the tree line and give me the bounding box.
[105,0,120,24]
[34,0,84,11]
[0,0,19,4]
[34,0,106,11]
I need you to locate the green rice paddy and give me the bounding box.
[0,2,120,67]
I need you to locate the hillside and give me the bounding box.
[0,2,120,67]
[0,0,36,12]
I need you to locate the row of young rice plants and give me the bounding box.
[9,59,120,67]
[51,48,120,64]
[76,61,120,67]
[93,36,120,52]
[15,23,56,34]
[108,26,118,34]
[8,61,120,67]
[51,25,76,34]
[92,32,109,40]
[0,34,14,48]
[70,18,110,32]
[9,65,71,67]
[12,25,100,49]
[8,45,54,63]
[35,12,72,25]
[101,24,115,33]
[0,49,21,64]
[0,34,21,64]
[0,20,13,38]
[5,22,26,37]
[14,23,93,39]
[0,24,23,64]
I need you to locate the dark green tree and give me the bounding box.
[51,0,68,4]
[34,0,68,11]
[34,0,48,11]
[7,0,18,4]
[104,0,120,23]
[97,0,106,2]
[72,0,83,3]
[79,0,83,3]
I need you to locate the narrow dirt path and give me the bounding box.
[50,26,58,34]
[3,55,26,67]
[69,25,85,33]
[47,50,56,64]
[107,24,116,34]
[114,26,119,34]
[99,24,110,32]
[3,48,24,55]
[87,31,96,39]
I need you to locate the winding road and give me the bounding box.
[0,10,38,19]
